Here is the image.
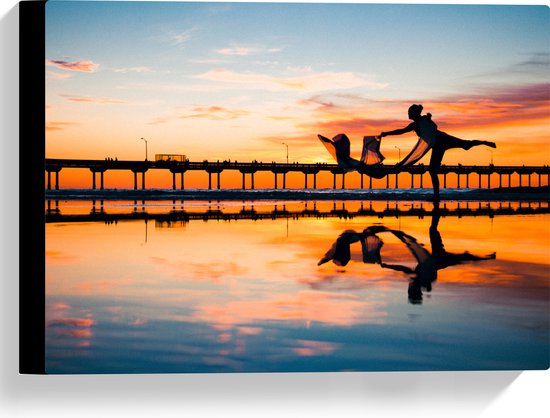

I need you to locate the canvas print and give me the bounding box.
[40,1,549,374]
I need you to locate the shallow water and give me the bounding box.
[45,200,550,373]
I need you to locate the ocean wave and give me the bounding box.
[44,186,549,202]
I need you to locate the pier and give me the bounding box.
[44,158,550,190]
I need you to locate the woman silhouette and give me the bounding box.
[380,104,496,200]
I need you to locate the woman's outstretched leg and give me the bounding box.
[463,139,496,150]
[438,132,496,151]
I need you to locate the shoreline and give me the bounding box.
[44,186,550,202]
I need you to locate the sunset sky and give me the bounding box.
[45,1,550,188]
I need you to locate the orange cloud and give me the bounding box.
[46,121,78,132]
[46,59,99,73]
[300,83,549,135]
[262,83,549,164]
[179,105,250,120]
[62,95,127,104]
[421,84,550,130]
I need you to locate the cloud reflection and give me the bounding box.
[291,340,339,357]
[47,317,95,346]
[195,289,386,328]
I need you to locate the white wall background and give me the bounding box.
[2,1,548,417]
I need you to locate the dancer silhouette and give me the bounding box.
[380,104,496,201]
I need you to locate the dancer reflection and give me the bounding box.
[318,203,496,304]
[317,225,387,267]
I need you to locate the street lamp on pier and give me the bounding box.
[486,149,494,165]
[394,145,401,163]
[282,142,289,164]
[140,137,148,161]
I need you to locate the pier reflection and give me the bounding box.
[317,203,497,303]
[45,199,549,225]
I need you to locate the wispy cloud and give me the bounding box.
[113,66,154,74]
[216,46,281,56]
[466,52,550,83]
[216,47,253,56]
[149,105,250,125]
[148,116,171,126]
[171,27,197,46]
[196,68,387,92]
[46,70,73,80]
[46,59,99,73]
[514,52,550,72]
[189,57,229,65]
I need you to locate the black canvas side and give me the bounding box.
[19,0,46,375]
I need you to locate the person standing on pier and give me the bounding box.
[380,104,496,201]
